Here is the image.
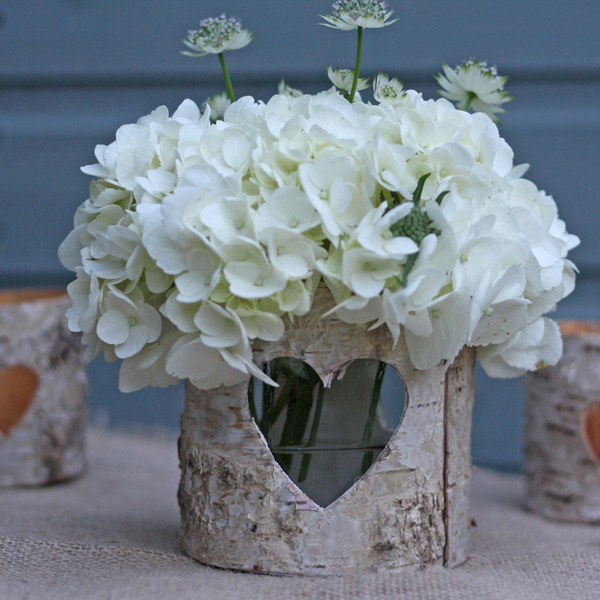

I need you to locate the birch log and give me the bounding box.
[523,320,600,522]
[0,289,87,487]
[179,287,476,574]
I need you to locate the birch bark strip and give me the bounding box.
[444,345,476,567]
[179,287,476,574]
[0,289,87,487]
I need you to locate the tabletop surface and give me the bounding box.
[1,429,599,600]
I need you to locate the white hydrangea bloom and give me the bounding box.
[221,241,288,300]
[61,88,578,392]
[404,289,472,370]
[119,328,179,392]
[342,247,401,298]
[65,267,103,334]
[96,291,161,359]
[477,317,563,377]
[355,202,419,259]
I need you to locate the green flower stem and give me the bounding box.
[218,52,236,103]
[348,26,363,104]
[401,253,417,287]
[360,361,387,475]
[274,362,316,474]
[464,91,477,111]
[298,384,326,483]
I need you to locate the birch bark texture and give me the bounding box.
[179,288,476,574]
[0,289,87,487]
[524,320,600,522]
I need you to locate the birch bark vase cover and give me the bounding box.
[179,287,476,574]
[0,289,87,487]
[524,320,600,522]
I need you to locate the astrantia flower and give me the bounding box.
[373,73,405,105]
[182,14,253,57]
[436,60,512,122]
[278,79,303,98]
[202,92,231,121]
[328,66,370,93]
[321,0,397,30]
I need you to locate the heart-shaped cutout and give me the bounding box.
[249,358,406,507]
[0,365,38,435]
[581,400,600,466]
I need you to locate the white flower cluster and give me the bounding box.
[60,89,578,392]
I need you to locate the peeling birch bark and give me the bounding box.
[444,345,476,567]
[524,320,600,522]
[179,287,476,574]
[0,289,87,487]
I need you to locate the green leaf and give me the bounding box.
[412,173,431,206]
[435,190,450,205]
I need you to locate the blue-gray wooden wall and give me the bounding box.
[1,1,599,469]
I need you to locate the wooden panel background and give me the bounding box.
[1,0,598,469]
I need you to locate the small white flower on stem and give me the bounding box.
[182,14,253,56]
[382,266,447,344]
[221,241,288,299]
[436,60,512,122]
[175,247,221,304]
[355,202,419,260]
[255,186,321,234]
[66,267,102,334]
[404,289,471,370]
[202,92,231,121]
[119,329,179,393]
[166,332,276,390]
[165,334,249,390]
[321,0,397,30]
[230,302,285,342]
[264,227,324,280]
[200,196,257,244]
[278,79,303,98]
[96,291,161,359]
[373,73,405,105]
[341,247,401,298]
[327,66,370,93]
[194,301,246,349]
[477,317,563,378]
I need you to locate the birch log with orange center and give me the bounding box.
[524,320,600,522]
[0,289,87,486]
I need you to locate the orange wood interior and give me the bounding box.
[0,366,39,435]
[558,320,600,336]
[0,289,66,306]
[581,402,600,466]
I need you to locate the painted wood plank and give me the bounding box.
[1,1,599,82]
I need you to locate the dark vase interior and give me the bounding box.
[248,357,406,507]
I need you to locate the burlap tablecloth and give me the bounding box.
[1,429,599,600]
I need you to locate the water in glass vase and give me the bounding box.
[248,357,406,507]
